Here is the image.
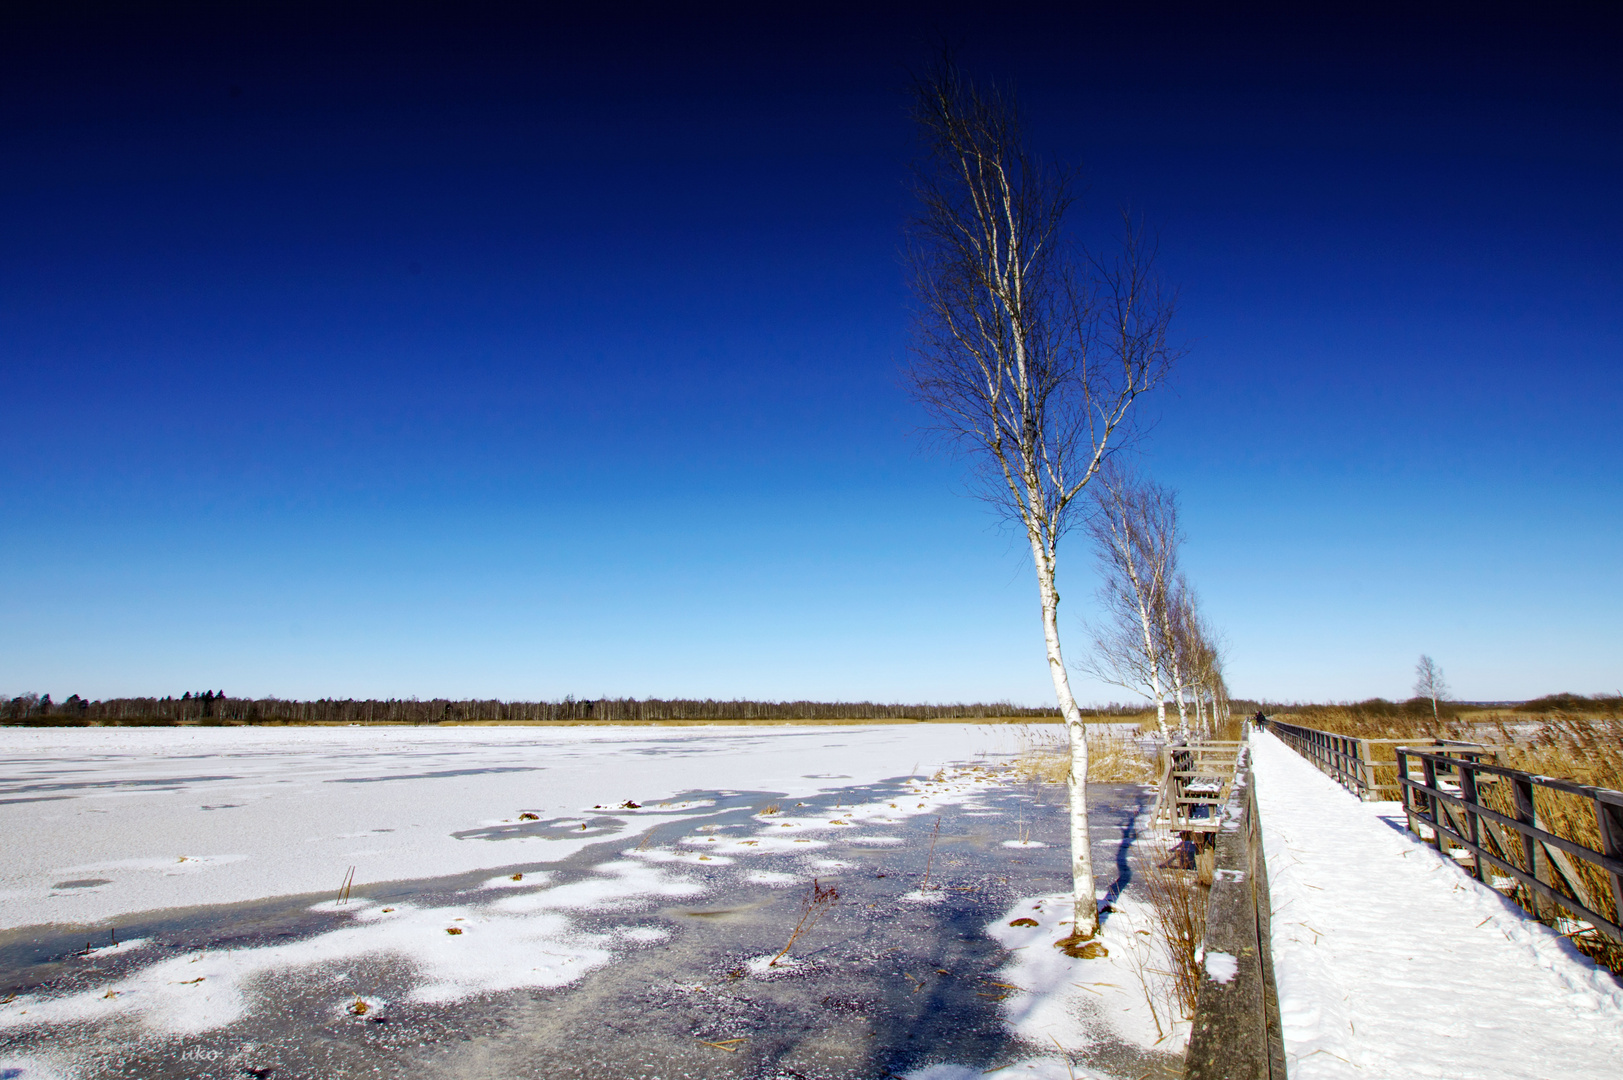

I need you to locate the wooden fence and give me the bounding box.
[1261,719,1482,802]
[1396,746,1623,944]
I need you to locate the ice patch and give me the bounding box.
[0,1055,72,1080]
[733,834,829,854]
[0,724,1000,931]
[52,854,249,877]
[617,926,670,945]
[0,859,715,1035]
[490,860,703,912]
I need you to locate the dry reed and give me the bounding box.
[770,878,839,966]
[921,816,942,888]
[1010,726,1155,785]
[1131,840,1207,1019]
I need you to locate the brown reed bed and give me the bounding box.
[1010,725,1156,786]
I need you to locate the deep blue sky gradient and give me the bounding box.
[3,3,1619,704]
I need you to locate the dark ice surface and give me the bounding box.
[0,771,1181,1080]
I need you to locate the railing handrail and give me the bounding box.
[1258,718,1451,801]
[1394,746,1623,945]
[1397,745,1623,806]
[1399,767,1623,878]
[1267,720,1486,752]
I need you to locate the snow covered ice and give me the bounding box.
[0,724,1179,1080]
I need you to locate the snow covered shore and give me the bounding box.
[1252,731,1623,1079]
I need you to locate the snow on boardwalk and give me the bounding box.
[1251,731,1623,1080]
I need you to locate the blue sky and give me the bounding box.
[2,4,1619,705]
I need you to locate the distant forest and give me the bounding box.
[1262,693,1623,721]
[0,692,1128,726]
[7,692,1610,727]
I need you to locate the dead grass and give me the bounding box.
[1009,726,1155,785]
[1131,840,1208,1020]
[1090,734,1157,784]
[769,878,839,966]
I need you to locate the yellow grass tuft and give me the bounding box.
[1010,725,1154,785]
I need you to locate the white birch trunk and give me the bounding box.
[1133,595,1169,739]
[1159,600,1188,739]
[1032,536,1098,938]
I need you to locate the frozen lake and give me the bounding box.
[0,725,1182,1080]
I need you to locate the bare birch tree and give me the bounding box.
[1414,654,1449,720]
[906,62,1178,937]
[1160,575,1196,737]
[1174,589,1227,738]
[1079,463,1180,737]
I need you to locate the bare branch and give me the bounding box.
[902,59,1181,937]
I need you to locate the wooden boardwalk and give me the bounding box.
[1250,732,1623,1079]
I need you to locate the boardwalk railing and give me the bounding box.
[1395,746,1623,944]
[1261,719,1482,801]
[1151,740,1243,835]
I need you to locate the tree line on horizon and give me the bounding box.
[1264,692,1623,722]
[0,693,1157,726]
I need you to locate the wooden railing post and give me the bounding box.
[1512,776,1544,919]
[1457,761,1484,882]
[1597,794,1623,927]
[1420,756,1440,850]
[1396,749,1415,833]
[1357,738,1375,800]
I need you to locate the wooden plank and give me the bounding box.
[1400,748,1605,800]
[1534,808,1598,915]
[1422,757,1442,854]
[1596,799,1623,926]
[1186,764,1282,1079]
[1458,766,1485,882]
